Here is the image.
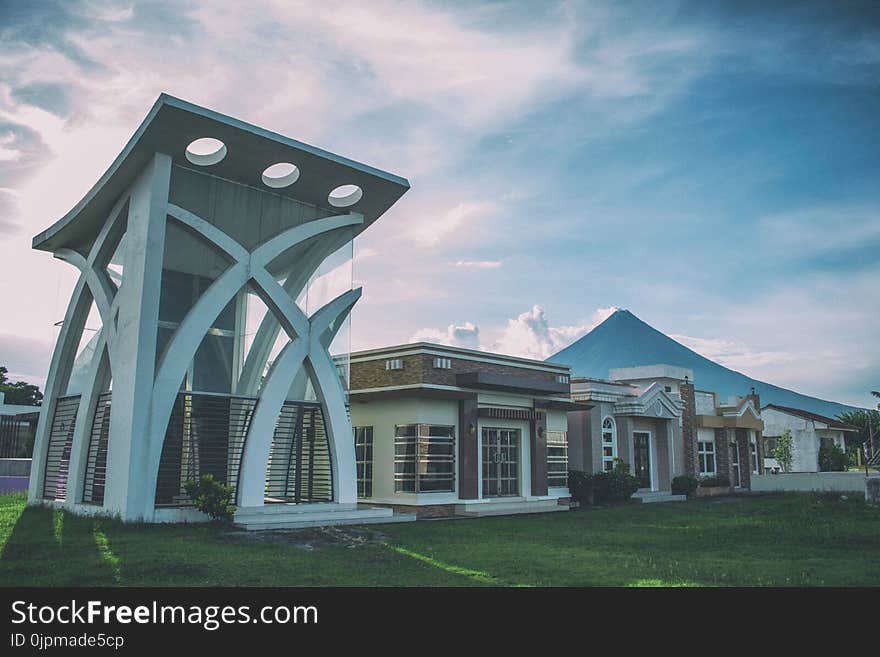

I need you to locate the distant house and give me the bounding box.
[0,391,41,458]
[0,392,41,493]
[567,364,765,498]
[760,405,858,472]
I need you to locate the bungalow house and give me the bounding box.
[760,404,858,472]
[566,364,764,498]
[348,343,582,517]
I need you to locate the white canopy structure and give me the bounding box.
[29,94,409,526]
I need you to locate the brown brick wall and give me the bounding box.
[350,351,562,391]
[680,383,698,477]
[747,391,763,476]
[364,503,456,519]
[350,354,423,389]
[736,428,752,490]
[714,427,731,489]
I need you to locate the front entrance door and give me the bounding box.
[482,428,520,497]
[730,441,741,488]
[633,432,651,489]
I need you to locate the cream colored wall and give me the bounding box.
[351,397,568,504]
[350,397,460,503]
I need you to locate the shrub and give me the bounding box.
[184,474,236,522]
[671,475,699,497]
[567,470,594,505]
[819,444,848,472]
[568,462,639,504]
[698,475,730,488]
[592,459,639,502]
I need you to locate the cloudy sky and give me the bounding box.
[0,0,878,408]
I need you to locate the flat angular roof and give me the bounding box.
[348,341,571,373]
[33,93,410,252]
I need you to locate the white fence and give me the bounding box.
[752,472,874,494]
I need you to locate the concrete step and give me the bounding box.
[633,492,687,504]
[234,506,415,531]
[455,499,568,518]
[235,502,357,518]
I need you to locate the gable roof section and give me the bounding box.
[614,382,682,417]
[33,93,410,252]
[719,399,761,420]
[762,404,858,431]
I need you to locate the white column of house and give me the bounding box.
[103,153,172,521]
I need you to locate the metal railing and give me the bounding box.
[265,401,333,503]
[82,392,112,505]
[0,412,39,459]
[155,391,257,507]
[42,395,81,501]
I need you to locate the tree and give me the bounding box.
[0,366,44,406]
[838,408,880,457]
[773,429,794,473]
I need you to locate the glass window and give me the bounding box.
[394,424,455,493]
[353,426,373,498]
[601,416,616,472]
[698,440,716,475]
[750,441,759,474]
[546,430,568,488]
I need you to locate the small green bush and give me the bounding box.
[698,475,730,488]
[568,462,639,504]
[568,470,594,505]
[592,459,639,502]
[819,444,848,472]
[184,474,236,522]
[671,475,699,497]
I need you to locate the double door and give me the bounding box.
[482,428,520,497]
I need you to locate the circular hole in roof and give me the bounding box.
[328,184,363,208]
[261,162,300,188]
[185,137,227,166]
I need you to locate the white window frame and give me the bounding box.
[385,358,404,370]
[601,416,617,472]
[750,440,759,474]
[698,440,716,476]
[546,430,568,488]
[394,423,456,493]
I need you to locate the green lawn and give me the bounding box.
[1,492,878,586]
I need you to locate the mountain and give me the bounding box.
[547,309,861,418]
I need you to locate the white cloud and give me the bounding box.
[409,201,499,246]
[410,322,480,350]
[489,305,618,359]
[451,260,501,269]
[408,305,618,361]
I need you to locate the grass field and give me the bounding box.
[1,492,878,587]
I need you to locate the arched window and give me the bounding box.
[601,416,617,472]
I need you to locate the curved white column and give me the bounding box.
[142,207,364,515]
[236,287,361,507]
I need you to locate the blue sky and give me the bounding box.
[0,0,877,408]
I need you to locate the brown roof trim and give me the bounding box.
[761,404,859,431]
